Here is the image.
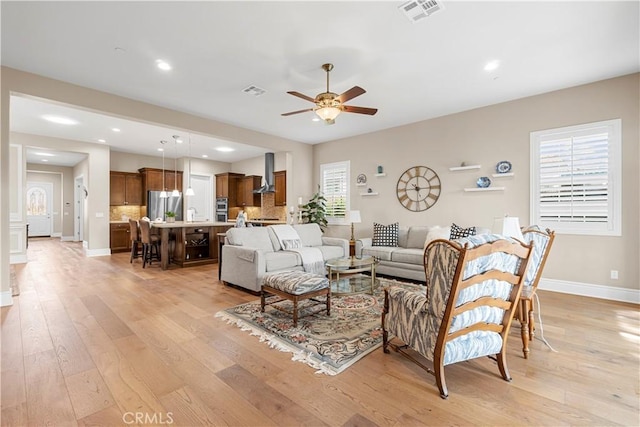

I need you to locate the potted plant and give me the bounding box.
[165,211,176,223]
[300,186,328,231]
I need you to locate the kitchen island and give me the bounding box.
[151,221,233,270]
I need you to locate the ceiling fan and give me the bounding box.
[282,63,378,125]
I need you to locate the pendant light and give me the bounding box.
[159,141,168,198]
[185,133,195,196]
[171,135,180,197]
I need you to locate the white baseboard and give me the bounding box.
[52,232,62,237]
[539,278,640,304]
[0,290,13,307]
[84,247,111,257]
[10,254,27,264]
[60,236,74,241]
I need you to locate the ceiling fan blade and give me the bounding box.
[342,105,378,115]
[287,91,316,103]
[281,108,315,117]
[337,86,366,103]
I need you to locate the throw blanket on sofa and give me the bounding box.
[271,225,326,276]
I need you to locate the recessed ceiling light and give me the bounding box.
[157,148,164,152]
[41,159,48,162]
[312,117,320,122]
[202,154,208,158]
[215,147,234,152]
[156,59,172,71]
[484,60,500,72]
[112,128,121,132]
[97,138,106,143]
[42,115,78,125]
[34,152,55,157]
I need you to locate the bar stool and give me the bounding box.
[139,219,160,268]
[128,219,142,263]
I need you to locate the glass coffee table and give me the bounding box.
[326,256,379,296]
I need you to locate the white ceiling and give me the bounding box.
[3,1,639,167]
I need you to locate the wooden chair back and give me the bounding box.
[431,237,533,361]
[521,227,555,293]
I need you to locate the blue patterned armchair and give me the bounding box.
[517,226,555,358]
[382,234,533,399]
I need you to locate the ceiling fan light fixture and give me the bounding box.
[315,106,341,122]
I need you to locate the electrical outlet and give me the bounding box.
[610,270,619,280]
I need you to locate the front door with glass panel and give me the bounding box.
[27,182,53,237]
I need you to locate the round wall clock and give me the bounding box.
[396,166,441,212]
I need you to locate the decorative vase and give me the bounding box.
[377,165,383,174]
[166,217,175,223]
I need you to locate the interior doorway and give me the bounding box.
[188,174,212,222]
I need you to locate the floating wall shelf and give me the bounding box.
[374,173,386,177]
[449,165,481,171]
[356,183,366,187]
[360,192,379,196]
[491,173,514,178]
[463,187,505,192]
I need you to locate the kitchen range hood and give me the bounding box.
[253,152,275,193]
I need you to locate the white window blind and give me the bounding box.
[531,119,621,236]
[320,161,349,223]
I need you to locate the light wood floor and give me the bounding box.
[2,238,639,426]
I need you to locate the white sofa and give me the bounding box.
[221,223,348,293]
[356,225,490,282]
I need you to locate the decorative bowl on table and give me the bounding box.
[476,176,491,188]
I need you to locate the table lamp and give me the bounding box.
[492,215,524,241]
[347,210,362,257]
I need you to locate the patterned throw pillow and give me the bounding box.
[449,223,476,239]
[372,222,399,247]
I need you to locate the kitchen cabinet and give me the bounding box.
[237,175,262,207]
[110,223,130,253]
[215,172,243,206]
[274,170,286,206]
[139,167,183,206]
[110,172,142,206]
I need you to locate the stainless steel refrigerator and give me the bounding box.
[147,191,183,221]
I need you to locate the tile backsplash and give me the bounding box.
[110,205,141,221]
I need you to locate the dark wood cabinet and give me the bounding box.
[215,172,243,206]
[110,223,130,253]
[274,170,286,206]
[237,175,262,207]
[110,172,142,206]
[139,167,183,206]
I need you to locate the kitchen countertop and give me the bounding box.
[227,219,287,225]
[151,221,233,228]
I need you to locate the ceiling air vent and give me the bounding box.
[242,85,266,97]
[399,0,444,23]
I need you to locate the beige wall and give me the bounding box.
[315,73,639,291]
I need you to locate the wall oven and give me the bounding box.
[215,197,228,222]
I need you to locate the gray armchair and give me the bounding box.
[382,234,533,398]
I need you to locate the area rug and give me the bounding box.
[215,278,424,375]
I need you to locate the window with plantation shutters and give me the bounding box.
[530,119,621,236]
[320,161,350,224]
